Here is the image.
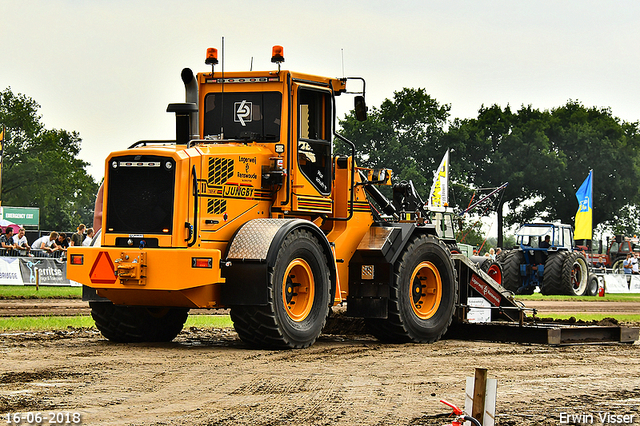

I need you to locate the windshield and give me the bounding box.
[516,225,554,248]
[516,225,554,237]
[203,91,282,141]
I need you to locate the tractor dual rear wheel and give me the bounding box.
[542,251,589,296]
[230,229,331,349]
[500,250,525,293]
[366,235,457,343]
[90,302,189,343]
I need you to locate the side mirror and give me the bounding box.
[354,96,368,121]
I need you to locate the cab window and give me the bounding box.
[298,88,332,194]
[563,228,572,248]
[203,92,281,141]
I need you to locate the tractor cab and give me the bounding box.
[516,223,574,251]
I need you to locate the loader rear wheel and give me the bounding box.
[366,234,457,343]
[230,229,331,349]
[89,302,188,343]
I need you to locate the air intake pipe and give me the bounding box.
[166,68,200,145]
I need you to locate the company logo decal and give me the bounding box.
[234,100,252,126]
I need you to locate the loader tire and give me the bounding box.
[230,229,331,349]
[90,302,188,343]
[540,251,569,295]
[365,234,457,343]
[500,250,524,293]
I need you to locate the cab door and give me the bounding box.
[291,85,334,214]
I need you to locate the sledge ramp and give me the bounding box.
[452,254,525,323]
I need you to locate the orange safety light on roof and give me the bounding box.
[205,48,219,65]
[271,45,284,63]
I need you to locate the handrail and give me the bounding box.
[326,132,355,221]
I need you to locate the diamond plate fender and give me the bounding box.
[220,218,337,306]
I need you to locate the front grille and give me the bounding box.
[105,155,176,234]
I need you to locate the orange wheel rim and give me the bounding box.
[282,259,314,322]
[410,261,442,319]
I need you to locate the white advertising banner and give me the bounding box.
[0,257,23,285]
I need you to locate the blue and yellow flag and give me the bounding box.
[574,170,593,240]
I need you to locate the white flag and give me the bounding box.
[428,150,449,208]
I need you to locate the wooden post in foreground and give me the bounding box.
[472,367,488,425]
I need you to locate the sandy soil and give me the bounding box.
[0,305,639,425]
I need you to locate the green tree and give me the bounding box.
[444,101,640,246]
[338,88,450,197]
[444,105,567,246]
[0,87,98,231]
[545,101,640,228]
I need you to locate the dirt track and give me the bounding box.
[1,298,639,317]
[0,300,639,425]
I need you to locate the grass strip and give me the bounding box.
[0,285,82,299]
[515,293,640,302]
[0,315,94,331]
[0,314,233,332]
[535,313,640,323]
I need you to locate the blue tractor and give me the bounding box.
[498,223,590,296]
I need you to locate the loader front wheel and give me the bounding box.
[366,234,457,343]
[230,229,331,349]
[90,302,188,343]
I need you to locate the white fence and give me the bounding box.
[599,273,640,293]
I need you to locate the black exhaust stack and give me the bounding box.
[166,68,200,145]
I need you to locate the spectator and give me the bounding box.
[32,231,60,254]
[82,228,95,246]
[488,248,496,260]
[55,232,69,251]
[0,228,18,251]
[496,248,502,256]
[623,253,633,274]
[12,227,31,255]
[631,253,640,275]
[70,224,86,246]
[595,255,606,272]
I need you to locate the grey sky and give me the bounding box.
[3,1,640,180]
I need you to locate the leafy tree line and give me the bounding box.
[0,87,99,231]
[339,89,640,247]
